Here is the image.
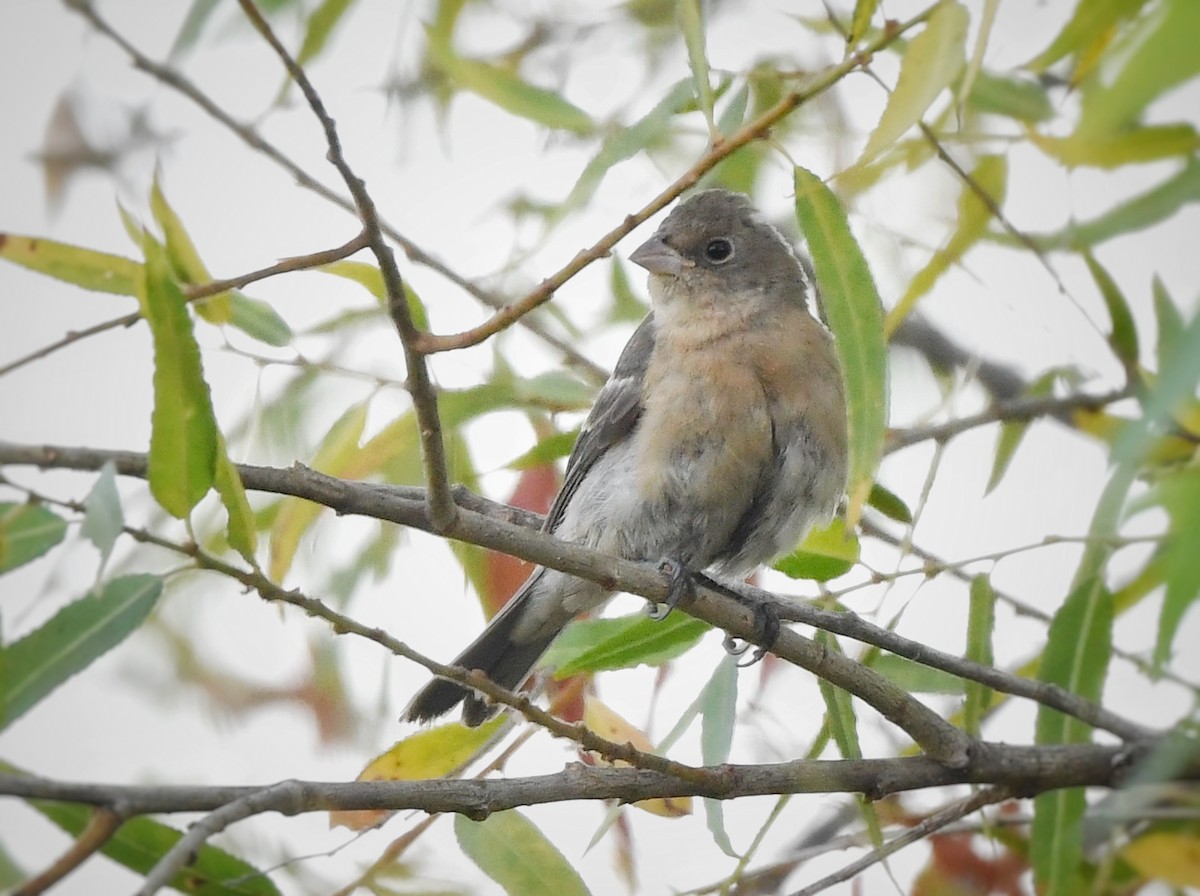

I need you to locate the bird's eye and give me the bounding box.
[704,238,734,264]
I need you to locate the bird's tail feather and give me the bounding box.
[402,572,556,726]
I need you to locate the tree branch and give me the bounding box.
[235,0,456,532]
[0,739,1163,818]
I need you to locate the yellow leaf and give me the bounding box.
[331,717,505,830]
[1124,830,1200,887]
[856,0,969,166]
[583,696,691,818]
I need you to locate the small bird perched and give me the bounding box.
[404,189,848,726]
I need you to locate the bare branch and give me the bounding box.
[790,786,1013,896]
[235,0,455,531]
[0,739,1163,818]
[414,4,942,355]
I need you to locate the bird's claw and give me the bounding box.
[647,558,696,621]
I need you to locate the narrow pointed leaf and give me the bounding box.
[213,434,258,565]
[151,174,230,323]
[857,0,968,165]
[963,574,996,737]
[0,233,140,296]
[547,612,708,677]
[1083,250,1139,369]
[793,166,887,524]
[0,503,67,574]
[81,462,123,567]
[2,574,162,729]
[227,293,292,346]
[141,235,219,518]
[456,811,592,896]
[678,0,715,129]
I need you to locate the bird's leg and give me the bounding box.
[647,558,697,620]
[697,574,780,667]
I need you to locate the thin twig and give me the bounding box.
[414,3,942,355]
[0,232,369,378]
[788,786,1013,896]
[235,0,456,531]
[14,809,123,896]
[60,0,607,384]
[887,386,1134,452]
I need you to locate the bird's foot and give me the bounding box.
[647,558,696,620]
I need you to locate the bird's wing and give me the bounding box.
[543,313,656,532]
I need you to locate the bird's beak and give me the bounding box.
[630,234,688,276]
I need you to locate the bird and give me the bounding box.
[404,188,849,726]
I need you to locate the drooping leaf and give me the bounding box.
[888,154,1007,333]
[315,260,429,330]
[678,0,715,130]
[456,810,592,896]
[582,697,692,817]
[0,503,67,574]
[1025,0,1149,78]
[1031,577,1113,894]
[701,655,739,857]
[1152,467,1200,670]
[140,234,219,518]
[963,574,996,737]
[333,716,506,830]
[425,36,593,136]
[856,0,969,166]
[81,462,124,568]
[296,0,355,67]
[985,370,1058,495]
[1029,124,1199,169]
[793,166,887,524]
[1076,0,1200,140]
[227,294,293,346]
[1083,250,1139,370]
[150,173,230,323]
[2,574,163,729]
[213,434,258,565]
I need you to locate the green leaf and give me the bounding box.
[227,293,293,346]
[565,78,696,212]
[1076,0,1200,140]
[869,654,964,694]
[963,574,996,737]
[0,233,140,296]
[2,574,163,729]
[849,0,880,44]
[455,810,592,896]
[678,0,715,130]
[1030,124,1199,169]
[889,154,1007,332]
[701,656,739,858]
[1025,0,1149,75]
[1083,250,1139,370]
[816,631,862,759]
[986,370,1058,495]
[296,0,355,66]
[964,70,1053,122]
[0,503,67,574]
[866,482,913,524]
[1032,577,1113,894]
[793,166,888,524]
[1025,159,1200,250]
[773,517,860,582]
[81,462,124,567]
[315,260,429,330]
[0,760,280,896]
[547,612,709,677]
[214,434,258,565]
[1152,467,1200,670]
[856,0,969,165]
[426,36,593,136]
[150,174,230,323]
[141,235,219,518]
[1152,276,1185,365]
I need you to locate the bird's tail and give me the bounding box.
[402,571,557,727]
